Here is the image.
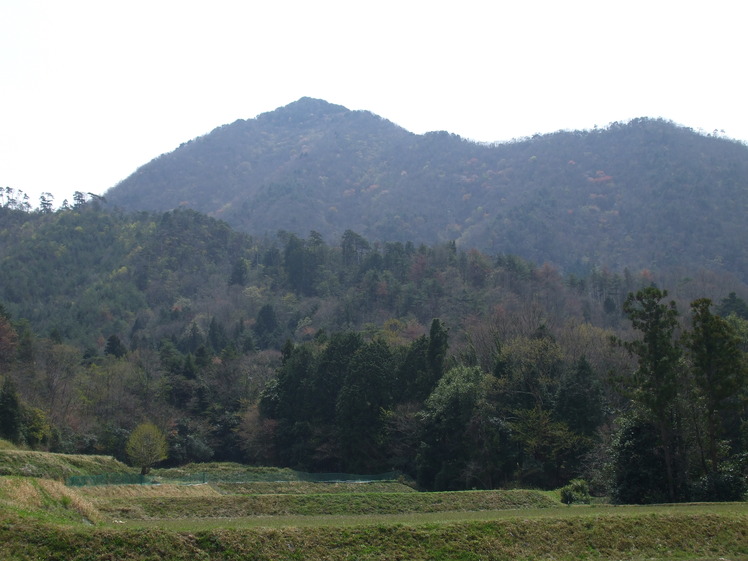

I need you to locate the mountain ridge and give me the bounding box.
[106,98,748,279]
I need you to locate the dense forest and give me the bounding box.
[106,98,748,281]
[1,198,747,502]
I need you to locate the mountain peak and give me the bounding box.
[257,97,350,125]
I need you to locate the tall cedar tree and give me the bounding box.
[684,298,747,472]
[621,286,683,501]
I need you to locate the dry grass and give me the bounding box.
[0,477,102,524]
[78,483,221,499]
[0,477,45,509]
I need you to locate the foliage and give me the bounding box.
[610,413,670,505]
[0,201,747,499]
[690,467,747,502]
[0,376,22,443]
[559,479,591,505]
[618,287,685,502]
[683,297,747,472]
[125,423,168,475]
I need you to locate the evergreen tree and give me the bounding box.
[684,298,747,472]
[229,258,249,286]
[426,318,449,388]
[555,356,605,436]
[0,377,22,444]
[619,286,685,501]
[336,339,394,471]
[717,292,748,320]
[254,304,280,349]
[104,334,127,358]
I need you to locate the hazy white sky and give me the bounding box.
[1,0,746,205]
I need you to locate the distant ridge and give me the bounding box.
[106,98,748,279]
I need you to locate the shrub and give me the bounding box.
[559,479,591,505]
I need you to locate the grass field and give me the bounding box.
[0,447,131,480]
[1,452,747,560]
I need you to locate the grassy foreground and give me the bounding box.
[2,506,747,561]
[1,450,747,560]
[1,476,747,560]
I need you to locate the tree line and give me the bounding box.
[0,205,747,500]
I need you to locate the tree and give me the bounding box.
[0,377,22,444]
[125,422,168,475]
[104,334,127,358]
[684,298,747,473]
[229,258,249,286]
[254,304,280,349]
[555,356,605,437]
[619,286,684,501]
[717,292,748,320]
[0,307,18,367]
[511,406,583,488]
[336,339,394,471]
[426,318,449,385]
[39,192,54,213]
[611,413,670,504]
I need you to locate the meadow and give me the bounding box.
[1,444,747,560]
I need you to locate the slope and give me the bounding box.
[106,98,748,281]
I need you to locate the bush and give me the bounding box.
[690,469,747,502]
[559,479,591,505]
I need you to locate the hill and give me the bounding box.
[0,448,130,480]
[1,201,748,494]
[106,97,748,280]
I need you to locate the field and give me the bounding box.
[1,449,747,560]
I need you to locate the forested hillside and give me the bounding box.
[106,97,748,281]
[1,200,747,501]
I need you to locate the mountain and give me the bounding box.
[106,97,748,279]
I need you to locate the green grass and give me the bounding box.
[2,507,747,560]
[0,449,131,480]
[2,461,748,560]
[121,501,748,529]
[210,480,416,495]
[0,438,18,450]
[94,489,559,519]
[151,462,302,479]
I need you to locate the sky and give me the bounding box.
[1,0,746,207]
